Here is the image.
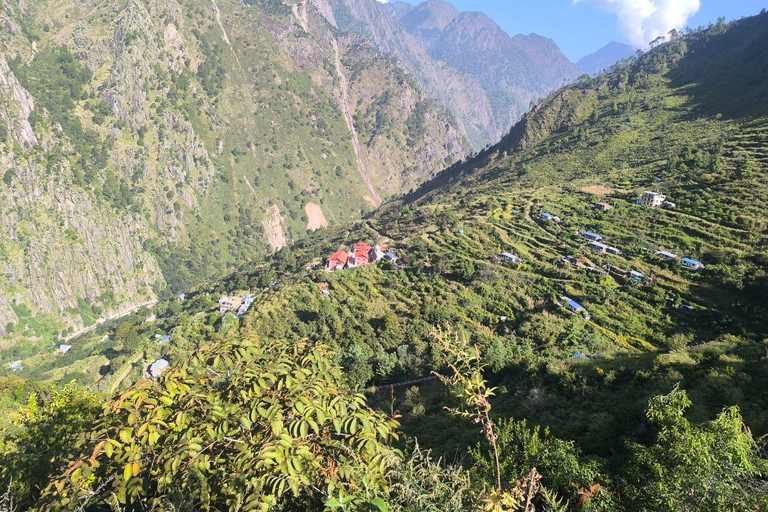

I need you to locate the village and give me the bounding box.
[325,242,399,271]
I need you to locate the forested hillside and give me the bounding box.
[0,0,467,345]
[1,8,768,512]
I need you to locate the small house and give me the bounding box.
[580,231,603,242]
[353,242,373,254]
[10,360,22,372]
[349,249,370,267]
[149,359,169,378]
[640,191,666,207]
[564,255,586,267]
[629,270,646,282]
[158,335,171,344]
[236,294,255,317]
[177,294,186,301]
[326,251,349,271]
[500,252,521,264]
[219,296,243,314]
[59,344,72,354]
[383,251,399,263]
[321,289,331,299]
[561,296,591,320]
[369,245,385,262]
[681,258,704,270]
[594,202,613,212]
[589,241,608,253]
[655,250,678,261]
[662,201,676,209]
[541,212,561,222]
[606,246,623,256]
[604,264,628,278]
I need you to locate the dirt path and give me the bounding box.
[332,39,381,205]
[64,299,157,342]
[211,0,244,72]
[109,351,144,394]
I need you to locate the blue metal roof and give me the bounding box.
[581,231,603,240]
[681,257,701,265]
[150,359,169,375]
[567,299,584,311]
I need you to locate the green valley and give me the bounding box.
[1,6,768,512]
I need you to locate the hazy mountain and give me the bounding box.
[404,3,582,137]
[394,0,582,140]
[577,41,637,75]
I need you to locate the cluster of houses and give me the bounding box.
[326,243,398,272]
[580,232,623,256]
[653,250,704,270]
[580,231,704,272]
[218,293,255,317]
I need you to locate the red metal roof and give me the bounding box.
[329,251,349,263]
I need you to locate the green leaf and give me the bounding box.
[370,498,390,512]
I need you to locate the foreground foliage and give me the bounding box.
[36,335,400,511]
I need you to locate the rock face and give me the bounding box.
[0,0,467,342]
[328,0,581,148]
[0,56,36,151]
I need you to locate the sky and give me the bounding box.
[381,0,767,61]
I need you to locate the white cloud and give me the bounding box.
[574,0,701,47]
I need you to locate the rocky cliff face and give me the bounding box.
[0,0,466,343]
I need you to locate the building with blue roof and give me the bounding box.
[681,258,704,270]
[560,296,591,320]
[580,231,603,242]
[149,359,170,378]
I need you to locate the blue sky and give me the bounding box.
[388,0,767,61]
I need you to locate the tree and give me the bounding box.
[37,336,401,512]
[621,386,768,512]
[0,385,104,509]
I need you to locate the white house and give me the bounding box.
[500,252,521,264]
[640,191,666,207]
[681,258,704,270]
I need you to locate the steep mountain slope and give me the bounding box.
[577,41,637,75]
[323,0,496,148]
[2,12,768,512]
[13,11,768,437]
[0,0,466,342]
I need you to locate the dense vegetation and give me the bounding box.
[2,9,768,512]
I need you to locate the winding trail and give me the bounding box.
[332,39,381,206]
[211,0,244,73]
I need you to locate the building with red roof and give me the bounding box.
[326,251,349,271]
